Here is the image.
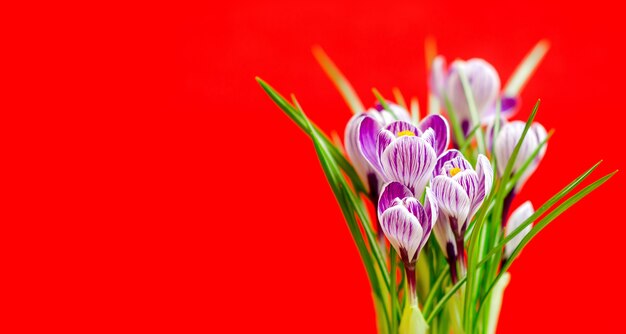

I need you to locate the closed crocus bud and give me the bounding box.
[444,59,501,134]
[504,201,534,261]
[495,120,548,192]
[344,103,412,195]
[378,181,437,306]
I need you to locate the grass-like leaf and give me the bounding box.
[312,46,365,114]
[477,169,617,315]
[256,77,367,194]
[425,277,467,323]
[478,160,604,267]
[503,40,550,97]
[392,87,407,110]
[464,100,540,331]
[457,64,487,155]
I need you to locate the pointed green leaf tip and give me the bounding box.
[312,46,365,114]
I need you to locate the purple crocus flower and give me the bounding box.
[504,201,534,262]
[494,120,547,221]
[430,56,518,136]
[359,118,449,199]
[344,103,412,196]
[430,150,493,282]
[378,181,437,304]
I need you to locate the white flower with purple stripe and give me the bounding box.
[504,201,534,261]
[430,150,493,280]
[494,120,548,192]
[430,56,518,136]
[344,102,412,195]
[377,182,438,267]
[359,118,449,199]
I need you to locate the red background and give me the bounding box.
[3,0,625,332]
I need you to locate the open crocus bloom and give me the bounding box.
[360,118,448,199]
[430,150,493,280]
[504,201,534,261]
[344,102,411,195]
[430,56,518,135]
[494,120,548,192]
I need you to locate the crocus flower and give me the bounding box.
[430,56,518,136]
[378,181,437,306]
[494,120,547,221]
[344,102,411,196]
[504,201,534,261]
[430,150,493,281]
[359,118,448,199]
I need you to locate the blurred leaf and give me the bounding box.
[312,46,365,114]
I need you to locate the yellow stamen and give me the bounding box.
[450,167,461,177]
[397,130,416,137]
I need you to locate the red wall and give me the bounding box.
[3,0,625,332]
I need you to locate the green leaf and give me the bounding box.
[478,169,617,314]
[443,96,466,152]
[312,46,365,114]
[425,277,467,323]
[479,160,604,267]
[256,77,367,194]
[505,129,554,193]
[457,64,487,155]
[464,100,540,331]
[392,87,407,110]
[503,40,550,97]
[372,88,398,120]
[410,97,421,124]
[291,96,392,326]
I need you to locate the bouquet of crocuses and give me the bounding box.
[255,40,616,334]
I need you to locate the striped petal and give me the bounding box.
[515,123,548,191]
[358,115,385,176]
[470,154,494,217]
[494,121,546,193]
[433,149,464,178]
[431,175,471,230]
[422,188,439,250]
[419,114,450,156]
[380,205,424,263]
[345,114,375,190]
[445,59,501,121]
[378,181,413,218]
[504,201,534,260]
[384,120,422,137]
[433,213,457,259]
[380,136,438,198]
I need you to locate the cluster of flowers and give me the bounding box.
[258,40,614,333]
[344,56,547,310]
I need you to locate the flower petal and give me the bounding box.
[384,120,422,137]
[494,120,540,179]
[380,205,424,263]
[345,114,374,190]
[380,136,437,198]
[432,149,464,179]
[358,115,384,175]
[469,154,494,217]
[422,187,439,250]
[429,56,447,98]
[504,201,534,259]
[444,59,501,121]
[433,213,457,259]
[431,175,471,229]
[378,181,413,218]
[419,114,450,156]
